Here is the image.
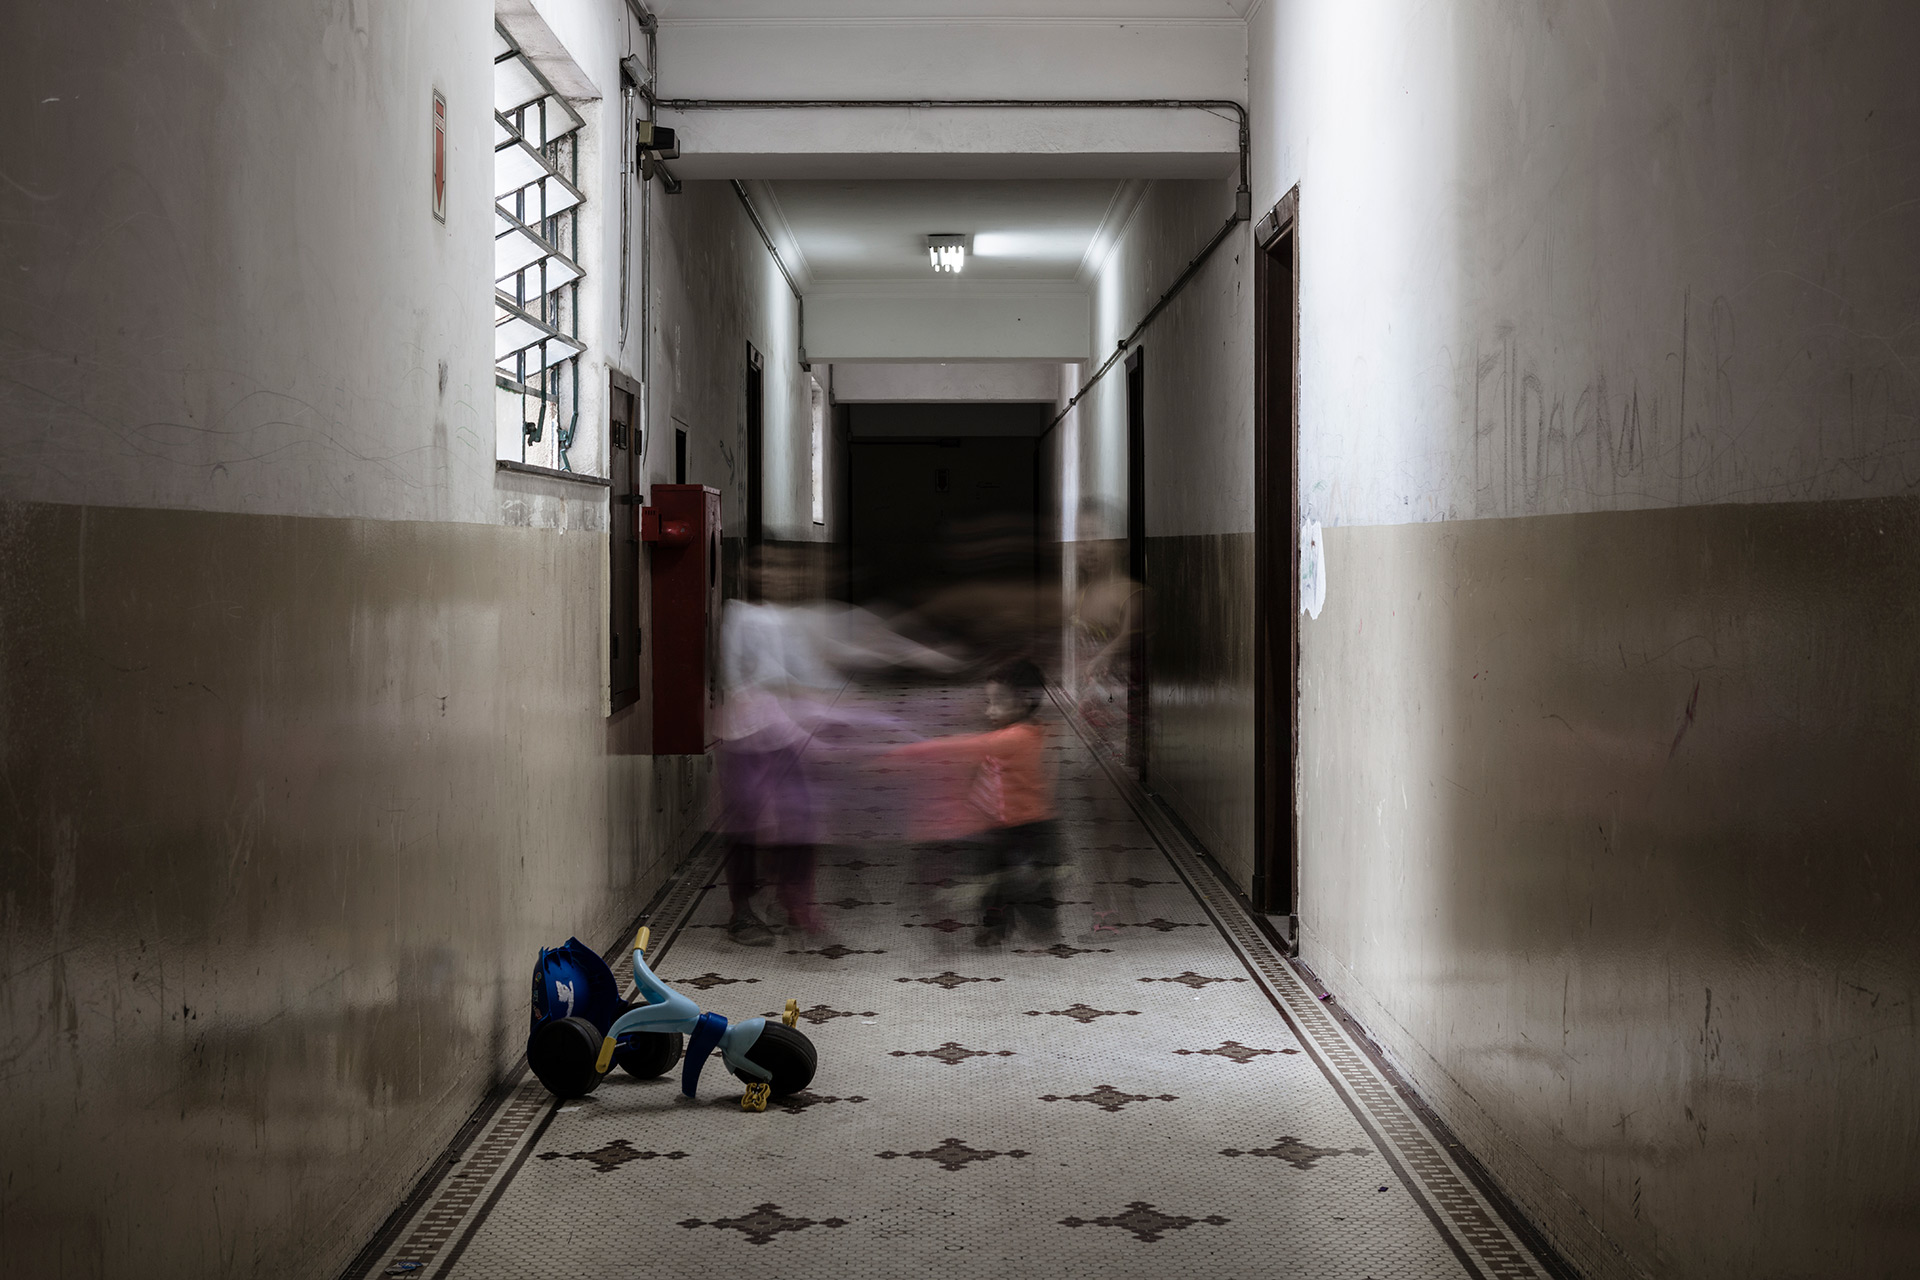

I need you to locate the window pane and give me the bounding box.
[494,144,584,216]
[492,28,586,471]
[493,298,583,366]
[516,98,583,149]
[494,212,583,291]
[493,55,548,116]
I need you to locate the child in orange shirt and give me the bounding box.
[893,660,1059,946]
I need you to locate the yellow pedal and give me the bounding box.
[782,999,799,1028]
[741,1082,770,1112]
[595,1036,618,1074]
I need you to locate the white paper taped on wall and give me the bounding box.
[1300,519,1325,619]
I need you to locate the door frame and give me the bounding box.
[607,368,643,714]
[1252,187,1300,922]
[745,342,765,595]
[1124,346,1149,778]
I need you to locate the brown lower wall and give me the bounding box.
[0,499,706,1280]
[1142,533,1256,888]
[1298,497,1920,1279]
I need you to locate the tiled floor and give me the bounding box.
[357,683,1553,1280]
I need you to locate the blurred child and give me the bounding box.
[892,659,1059,946]
[716,548,833,946]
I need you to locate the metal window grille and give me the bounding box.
[494,23,586,471]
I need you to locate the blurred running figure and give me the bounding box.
[893,660,1059,946]
[717,546,961,945]
[1068,499,1144,768]
[716,548,834,946]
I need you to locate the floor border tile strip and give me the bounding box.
[340,833,729,1280]
[1049,690,1556,1280]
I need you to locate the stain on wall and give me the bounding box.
[0,3,819,1276]
[1043,1,1920,1275]
[0,500,708,1280]
[1240,2,1920,1272]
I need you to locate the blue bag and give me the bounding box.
[529,937,623,1036]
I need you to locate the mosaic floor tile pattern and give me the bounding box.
[358,683,1552,1280]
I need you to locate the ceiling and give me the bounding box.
[758,179,1142,289]
[652,1,1253,19]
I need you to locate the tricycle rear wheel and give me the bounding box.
[528,1016,605,1099]
[615,1031,684,1079]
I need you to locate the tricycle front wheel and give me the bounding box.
[743,1022,816,1098]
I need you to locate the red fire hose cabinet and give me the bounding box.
[642,484,722,754]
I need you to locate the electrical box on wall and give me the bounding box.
[642,484,721,754]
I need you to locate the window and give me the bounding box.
[809,377,827,525]
[493,23,586,472]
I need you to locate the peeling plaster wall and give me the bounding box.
[0,4,815,1277]
[647,181,828,552]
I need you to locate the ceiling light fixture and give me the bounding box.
[926,233,969,274]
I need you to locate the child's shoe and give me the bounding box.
[727,910,775,947]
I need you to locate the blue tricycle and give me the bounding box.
[528,926,817,1111]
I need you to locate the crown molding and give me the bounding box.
[742,180,815,289]
[1076,179,1150,285]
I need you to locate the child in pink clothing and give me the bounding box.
[893,660,1060,946]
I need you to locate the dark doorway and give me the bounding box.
[745,344,765,583]
[674,425,687,485]
[1125,348,1148,777]
[1254,189,1300,922]
[608,370,641,713]
[845,401,1046,659]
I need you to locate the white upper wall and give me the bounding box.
[1254,0,1920,528]
[648,183,820,544]
[0,0,669,527]
[0,1,498,522]
[1071,179,1252,539]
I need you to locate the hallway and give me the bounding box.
[5,1,1919,1277]
[353,683,1550,1279]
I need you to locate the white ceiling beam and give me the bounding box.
[832,362,1066,402]
[806,291,1090,361]
[649,3,1258,18]
[656,19,1246,100]
[659,107,1237,180]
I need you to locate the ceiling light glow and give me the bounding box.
[925,233,968,274]
[971,230,1089,259]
